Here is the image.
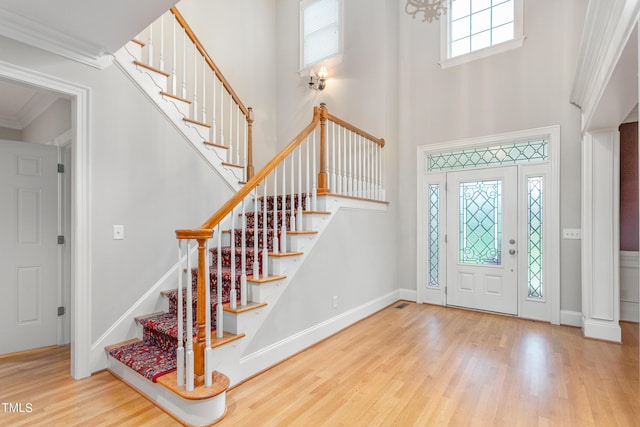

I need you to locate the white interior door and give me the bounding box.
[446,166,518,315]
[0,140,59,354]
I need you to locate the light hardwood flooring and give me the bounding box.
[1,302,638,426]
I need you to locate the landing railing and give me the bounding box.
[137,7,254,179]
[173,104,385,391]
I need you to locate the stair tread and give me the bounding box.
[247,274,287,284]
[204,140,228,150]
[211,331,246,348]
[222,161,244,169]
[133,60,170,77]
[269,251,304,258]
[223,301,267,314]
[108,338,176,382]
[131,38,145,47]
[183,117,211,128]
[156,370,229,400]
[160,91,192,104]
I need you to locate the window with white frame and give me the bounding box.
[441,0,524,68]
[300,0,342,69]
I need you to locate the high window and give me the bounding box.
[441,0,524,68]
[300,0,343,69]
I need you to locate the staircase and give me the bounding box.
[104,6,387,426]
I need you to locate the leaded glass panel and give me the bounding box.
[459,180,502,265]
[428,139,548,171]
[527,176,543,299]
[428,185,439,287]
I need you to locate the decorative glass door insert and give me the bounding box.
[459,180,502,265]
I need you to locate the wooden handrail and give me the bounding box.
[196,106,321,231]
[170,7,249,118]
[325,112,385,147]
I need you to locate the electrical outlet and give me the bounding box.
[113,225,124,240]
[332,296,338,309]
[562,228,581,239]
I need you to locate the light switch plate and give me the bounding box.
[562,228,581,239]
[113,225,124,240]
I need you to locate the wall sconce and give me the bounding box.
[309,66,328,91]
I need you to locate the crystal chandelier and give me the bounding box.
[405,0,448,23]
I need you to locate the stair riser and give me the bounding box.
[244,211,299,230]
[259,194,309,212]
[210,249,262,276]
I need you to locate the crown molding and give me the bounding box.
[570,0,640,129]
[0,7,113,69]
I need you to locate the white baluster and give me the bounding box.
[148,24,154,68]
[216,225,223,339]
[273,168,279,254]
[337,125,342,195]
[348,131,353,196]
[241,199,247,307]
[204,239,212,387]
[297,146,303,227]
[281,161,287,253]
[312,131,317,211]
[176,240,184,387]
[229,97,234,163]
[380,141,387,200]
[253,188,260,280]
[244,115,248,173]
[220,88,225,148]
[290,153,296,232]
[212,78,217,144]
[172,17,177,95]
[202,59,206,124]
[262,182,268,276]
[181,29,187,99]
[236,106,241,166]
[331,121,337,192]
[185,242,194,392]
[358,135,363,198]
[230,209,237,309]
[193,46,198,122]
[159,15,165,72]
[305,136,311,212]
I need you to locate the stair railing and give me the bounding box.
[137,7,254,180]
[173,104,385,391]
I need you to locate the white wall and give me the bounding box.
[397,0,587,314]
[176,0,279,171]
[22,98,71,144]
[232,0,402,353]
[0,35,234,342]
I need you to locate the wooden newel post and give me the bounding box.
[246,107,254,181]
[317,103,330,195]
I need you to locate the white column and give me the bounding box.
[581,130,621,342]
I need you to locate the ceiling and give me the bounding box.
[0,0,178,68]
[0,0,178,133]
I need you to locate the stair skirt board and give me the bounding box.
[108,354,227,427]
[113,43,243,192]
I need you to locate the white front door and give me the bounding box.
[0,140,59,354]
[446,166,518,315]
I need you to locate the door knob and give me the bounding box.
[509,249,516,255]
[509,239,516,244]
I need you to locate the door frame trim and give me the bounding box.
[416,125,560,324]
[0,60,92,378]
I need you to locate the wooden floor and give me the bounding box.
[1,303,638,426]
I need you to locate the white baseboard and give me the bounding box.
[398,288,417,302]
[238,290,403,381]
[621,300,640,322]
[583,317,622,342]
[560,310,582,327]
